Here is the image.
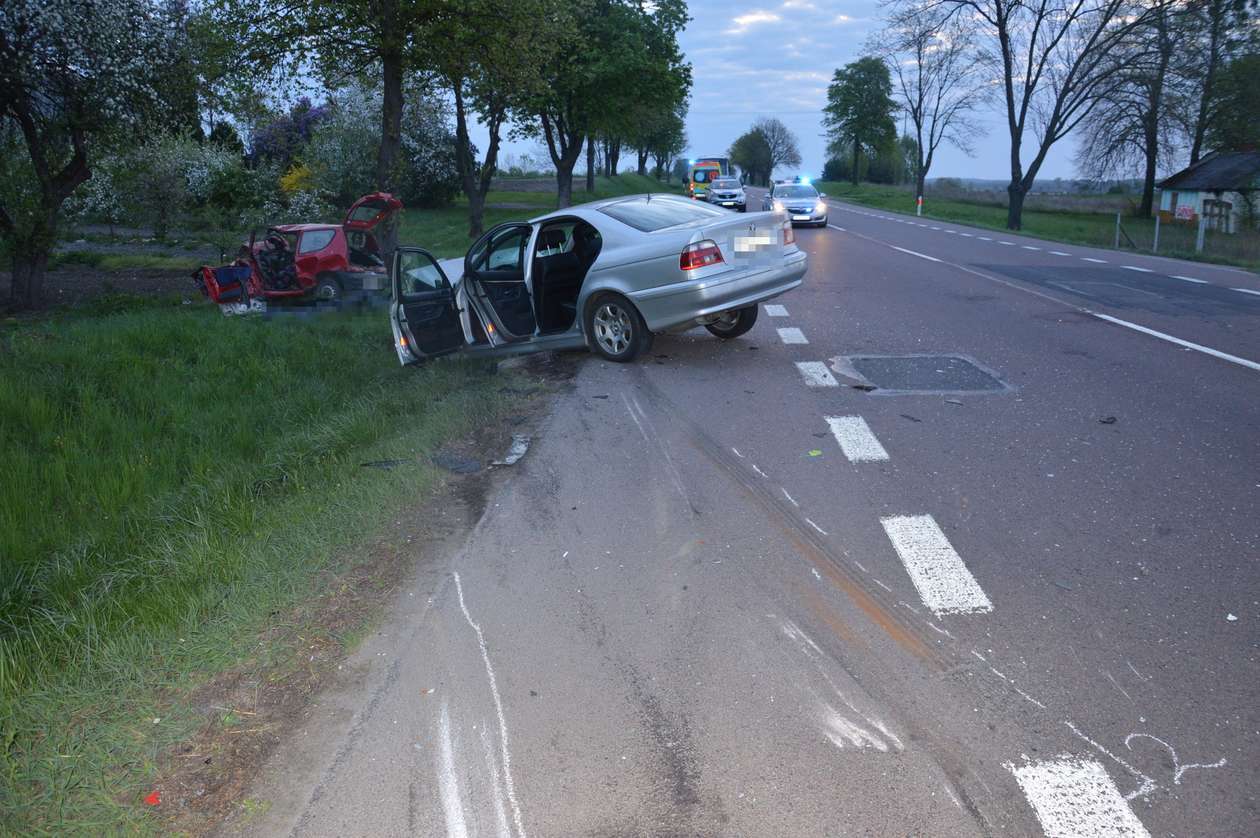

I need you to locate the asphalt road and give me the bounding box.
[226,195,1260,837]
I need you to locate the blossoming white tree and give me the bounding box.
[0,0,173,309]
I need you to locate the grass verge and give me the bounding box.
[50,250,201,272]
[0,305,531,834]
[817,181,1260,272]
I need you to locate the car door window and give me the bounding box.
[297,229,336,254]
[486,229,528,271]
[397,250,450,297]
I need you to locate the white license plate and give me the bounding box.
[792,214,810,221]
[734,233,776,253]
[721,201,735,206]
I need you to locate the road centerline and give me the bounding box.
[824,416,890,463]
[880,515,993,616]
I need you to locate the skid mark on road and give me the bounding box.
[1008,757,1151,838]
[825,415,890,462]
[880,515,993,616]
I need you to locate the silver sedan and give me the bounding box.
[390,194,807,364]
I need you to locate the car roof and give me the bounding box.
[528,193,696,225]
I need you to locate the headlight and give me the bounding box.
[773,200,784,212]
[815,200,826,213]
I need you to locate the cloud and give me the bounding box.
[725,10,783,34]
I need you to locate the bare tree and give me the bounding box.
[933,0,1155,229]
[1074,0,1180,216]
[872,1,988,200]
[753,117,802,178]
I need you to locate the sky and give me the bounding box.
[476,0,1082,182]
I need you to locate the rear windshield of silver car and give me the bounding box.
[713,179,741,189]
[598,198,727,232]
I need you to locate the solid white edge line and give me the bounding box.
[880,515,993,616]
[437,702,471,838]
[777,326,809,345]
[1090,313,1260,372]
[795,361,839,387]
[891,245,942,263]
[824,416,890,462]
[1008,757,1151,838]
[1232,287,1260,297]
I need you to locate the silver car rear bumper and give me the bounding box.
[629,250,808,331]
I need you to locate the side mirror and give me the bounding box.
[819,192,827,198]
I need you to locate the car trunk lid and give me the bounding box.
[344,192,404,232]
[699,211,789,266]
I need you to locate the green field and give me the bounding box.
[816,181,1260,272]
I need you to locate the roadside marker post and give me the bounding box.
[916,195,923,217]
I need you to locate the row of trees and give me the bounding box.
[822,0,1258,230]
[0,0,692,310]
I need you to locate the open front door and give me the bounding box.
[464,223,536,341]
[390,248,465,365]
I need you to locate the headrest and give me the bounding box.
[538,229,566,251]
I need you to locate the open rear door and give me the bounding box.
[390,248,465,365]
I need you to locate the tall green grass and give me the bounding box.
[0,305,518,833]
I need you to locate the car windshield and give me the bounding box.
[599,197,726,232]
[713,179,740,189]
[776,186,819,199]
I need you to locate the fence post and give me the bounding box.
[1153,214,1160,254]
[1195,213,1207,253]
[1114,212,1121,249]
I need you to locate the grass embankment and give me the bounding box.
[817,181,1260,272]
[0,302,520,833]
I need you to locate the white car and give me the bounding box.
[705,177,747,212]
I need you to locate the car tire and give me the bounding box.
[739,205,747,213]
[705,305,758,339]
[586,293,652,362]
[313,274,345,306]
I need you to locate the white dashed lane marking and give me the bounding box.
[1009,758,1151,838]
[891,245,942,263]
[998,241,1015,246]
[824,416,890,463]
[880,515,993,616]
[1122,265,1153,273]
[978,236,992,241]
[1021,245,1040,251]
[764,304,789,316]
[777,327,808,344]
[1172,275,1207,284]
[1050,251,1071,256]
[1233,287,1260,297]
[1082,257,1108,263]
[796,361,839,387]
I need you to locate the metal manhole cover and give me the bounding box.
[843,354,1009,395]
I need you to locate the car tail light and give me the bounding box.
[680,240,724,271]
[782,220,795,246]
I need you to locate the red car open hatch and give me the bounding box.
[344,192,403,232]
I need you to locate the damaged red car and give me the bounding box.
[195,192,403,307]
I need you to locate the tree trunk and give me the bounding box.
[637,149,649,176]
[916,173,926,204]
[376,44,404,256]
[1139,122,1159,218]
[851,137,860,185]
[608,139,621,177]
[586,136,596,192]
[1006,182,1026,230]
[8,245,49,311]
[556,166,574,208]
